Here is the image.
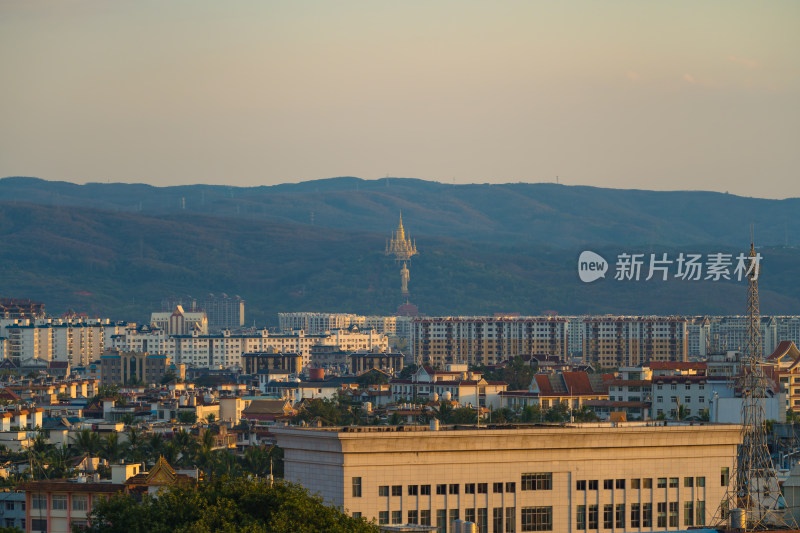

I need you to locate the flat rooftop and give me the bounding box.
[278,420,738,433]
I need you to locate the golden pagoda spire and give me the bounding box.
[397,210,406,241]
[385,211,418,302]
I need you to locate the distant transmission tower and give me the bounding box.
[713,241,796,530]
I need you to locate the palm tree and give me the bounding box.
[72,429,101,456]
[172,429,197,467]
[101,433,122,463]
[146,433,164,465]
[123,427,145,463]
[195,429,217,477]
[161,441,179,465]
[242,446,269,478]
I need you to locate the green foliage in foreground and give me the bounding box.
[77,477,377,533]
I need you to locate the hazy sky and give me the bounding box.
[1,1,798,198]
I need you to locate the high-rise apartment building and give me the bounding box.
[410,316,569,367]
[582,317,687,368]
[199,293,244,332]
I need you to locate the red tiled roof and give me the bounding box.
[533,375,553,395]
[769,341,799,361]
[562,372,595,395]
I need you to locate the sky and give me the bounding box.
[1,1,798,198]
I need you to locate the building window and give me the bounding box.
[603,479,613,490]
[437,510,447,533]
[522,473,552,491]
[669,477,679,488]
[577,505,586,530]
[657,502,667,527]
[615,503,625,529]
[494,507,504,533]
[615,479,625,490]
[3,502,12,511]
[684,501,694,526]
[521,506,552,531]
[588,505,599,529]
[588,479,598,490]
[721,467,729,486]
[392,485,402,497]
[643,478,652,489]
[32,494,47,510]
[449,484,459,495]
[697,501,706,525]
[603,504,613,529]
[379,485,389,497]
[51,494,68,510]
[466,483,476,494]
[392,510,401,524]
[466,508,476,523]
[478,483,488,494]
[642,503,652,528]
[697,476,705,487]
[379,511,389,524]
[631,478,640,489]
[657,477,667,488]
[684,477,693,487]
[72,495,88,511]
[631,503,641,528]
[31,519,47,533]
[420,509,431,526]
[352,477,362,497]
[450,509,460,527]
[478,508,488,533]
[408,510,418,524]
[436,484,446,495]
[576,480,586,491]
[494,482,504,493]
[408,485,418,496]
[669,502,678,527]
[505,482,516,493]
[421,484,431,496]
[505,507,515,533]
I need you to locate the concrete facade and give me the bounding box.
[275,423,740,532]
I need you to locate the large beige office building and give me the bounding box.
[274,423,739,533]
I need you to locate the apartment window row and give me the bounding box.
[521,473,552,491]
[578,501,706,530]
[576,476,705,491]
[29,493,91,512]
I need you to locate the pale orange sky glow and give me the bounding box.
[1,1,798,197]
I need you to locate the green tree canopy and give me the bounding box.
[77,477,377,533]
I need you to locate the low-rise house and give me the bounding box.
[390,367,507,409]
[241,399,296,424]
[500,371,607,412]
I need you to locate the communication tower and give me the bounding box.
[713,242,796,530]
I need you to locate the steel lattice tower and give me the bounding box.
[713,243,796,530]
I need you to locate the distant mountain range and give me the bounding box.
[2,176,799,248]
[1,176,799,325]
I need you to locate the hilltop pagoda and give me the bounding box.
[385,212,417,302]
